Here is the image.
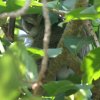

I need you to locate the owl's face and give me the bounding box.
[21,14,42,37]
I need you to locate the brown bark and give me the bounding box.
[45,0,89,82]
[34,0,100,98]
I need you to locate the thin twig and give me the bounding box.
[38,0,51,82]
[32,0,51,95]
[83,20,100,47]
[0,0,31,18]
[50,9,68,16]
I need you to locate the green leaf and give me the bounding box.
[7,0,42,9]
[92,19,100,32]
[27,48,62,59]
[49,13,59,24]
[66,74,81,84]
[0,42,39,99]
[43,80,77,95]
[0,0,6,6]
[27,47,44,56]
[65,7,85,22]
[74,88,92,99]
[47,48,62,58]
[65,6,100,22]
[64,36,93,55]
[0,0,6,12]
[64,36,81,54]
[80,6,97,14]
[94,0,100,7]
[76,36,93,54]
[92,19,100,26]
[42,96,55,100]
[0,0,42,14]
[31,1,43,6]
[81,48,100,84]
[0,48,24,100]
[21,49,38,82]
[10,42,38,82]
[47,1,59,9]
[6,0,25,12]
[43,80,91,96]
[62,0,76,9]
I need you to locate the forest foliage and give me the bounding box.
[0,0,100,100]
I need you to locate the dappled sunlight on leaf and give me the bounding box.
[31,1,43,7]
[19,63,26,75]
[96,7,100,12]
[27,47,62,58]
[81,48,100,84]
[74,88,92,99]
[0,0,42,14]
[0,42,38,99]
[65,6,100,22]
[27,47,44,56]
[0,52,22,100]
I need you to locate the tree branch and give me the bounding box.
[83,20,100,47]
[0,0,31,18]
[44,0,89,82]
[32,0,51,95]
